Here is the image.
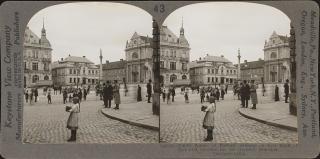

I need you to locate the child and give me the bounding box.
[66,97,80,142]
[201,96,216,141]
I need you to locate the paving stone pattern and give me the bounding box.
[160,91,298,143]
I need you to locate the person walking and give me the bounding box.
[104,81,113,108]
[147,80,152,103]
[275,85,280,101]
[200,88,205,104]
[102,83,107,107]
[137,85,142,102]
[78,89,83,103]
[225,84,228,94]
[113,80,121,110]
[83,88,87,101]
[201,96,216,141]
[171,86,176,102]
[34,88,38,103]
[184,87,189,103]
[220,87,225,100]
[243,80,251,108]
[47,89,52,104]
[239,83,245,107]
[284,79,289,103]
[250,80,258,109]
[25,89,29,103]
[66,97,80,142]
[162,87,166,102]
[63,89,68,104]
[215,88,220,101]
[166,88,171,104]
[29,90,34,105]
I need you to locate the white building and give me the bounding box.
[23,25,52,88]
[263,31,290,83]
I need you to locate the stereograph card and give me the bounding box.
[0,1,319,158]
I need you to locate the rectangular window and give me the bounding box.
[44,63,49,71]
[69,69,72,74]
[182,63,187,70]
[77,78,80,83]
[170,62,176,70]
[24,62,27,70]
[160,61,164,68]
[207,77,210,83]
[212,77,214,82]
[32,62,38,70]
[208,69,210,74]
[74,78,76,83]
[89,70,91,74]
[83,69,85,74]
[70,78,72,83]
[73,69,76,74]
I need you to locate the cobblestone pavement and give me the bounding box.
[23,94,158,144]
[160,91,298,143]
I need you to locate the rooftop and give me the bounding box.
[61,55,94,64]
[103,60,126,70]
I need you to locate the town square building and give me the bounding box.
[102,59,126,84]
[189,54,238,85]
[263,31,290,83]
[23,25,52,88]
[51,55,100,87]
[125,23,190,85]
[239,59,264,83]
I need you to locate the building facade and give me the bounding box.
[189,54,238,85]
[102,59,126,84]
[23,26,52,88]
[125,24,190,85]
[239,59,264,83]
[51,55,100,87]
[263,31,290,83]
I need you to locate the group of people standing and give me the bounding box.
[200,84,227,104]
[237,80,258,109]
[161,86,176,104]
[102,80,120,109]
[24,88,39,104]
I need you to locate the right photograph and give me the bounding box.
[159,2,298,143]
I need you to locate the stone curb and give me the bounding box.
[238,108,297,131]
[100,109,159,131]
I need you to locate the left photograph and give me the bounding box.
[23,2,159,144]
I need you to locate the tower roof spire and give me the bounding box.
[41,17,46,37]
[180,16,184,36]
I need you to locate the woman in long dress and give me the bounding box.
[66,97,80,142]
[113,80,121,109]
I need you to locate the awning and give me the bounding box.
[32,80,53,87]
[173,79,191,86]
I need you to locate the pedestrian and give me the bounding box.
[220,88,225,100]
[104,81,113,108]
[162,87,166,102]
[25,89,29,103]
[78,89,82,103]
[201,96,216,141]
[113,80,121,110]
[102,83,107,106]
[63,89,68,104]
[137,85,142,102]
[69,94,72,103]
[47,89,52,104]
[250,80,258,109]
[171,86,176,102]
[29,90,34,105]
[184,88,189,103]
[225,84,228,94]
[66,97,80,142]
[166,88,171,104]
[284,79,289,103]
[83,88,87,101]
[275,85,280,101]
[147,79,152,103]
[34,88,38,102]
[215,88,220,101]
[200,88,205,104]
[239,83,245,107]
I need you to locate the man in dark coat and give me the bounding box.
[284,79,289,103]
[83,88,87,101]
[275,85,280,101]
[243,80,251,108]
[63,89,68,104]
[78,89,82,103]
[171,86,176,102]
[34,88,38,102]
[104,81,113,108]
[239,83,245,107]
[137,85,142,102]
[147,80,152,103]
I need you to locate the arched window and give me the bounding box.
[44,75,49,80]
[170,74,177,82]
[32,75,39,83]
[270,52,277,59]
[132,52,138,59]
[182,75,187,80]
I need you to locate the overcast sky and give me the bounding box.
[28,2,290,64]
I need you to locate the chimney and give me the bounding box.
[106,60,109,64]
[244,60,247,63]
[61,58,63,61]
[69,54,71,56]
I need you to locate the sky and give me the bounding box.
[27,2,290,64]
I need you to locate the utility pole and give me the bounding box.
[152,19,160,115]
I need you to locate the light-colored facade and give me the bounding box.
[239,59,264,83]
[52,55,100,87]
[263,31,290,83]
[125,24,190,85]
[23,26,52,88]
[189,54,238,85]
[102,59,126,84]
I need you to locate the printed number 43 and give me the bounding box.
[154,4,165,13]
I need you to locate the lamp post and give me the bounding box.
[152,19,160,115]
